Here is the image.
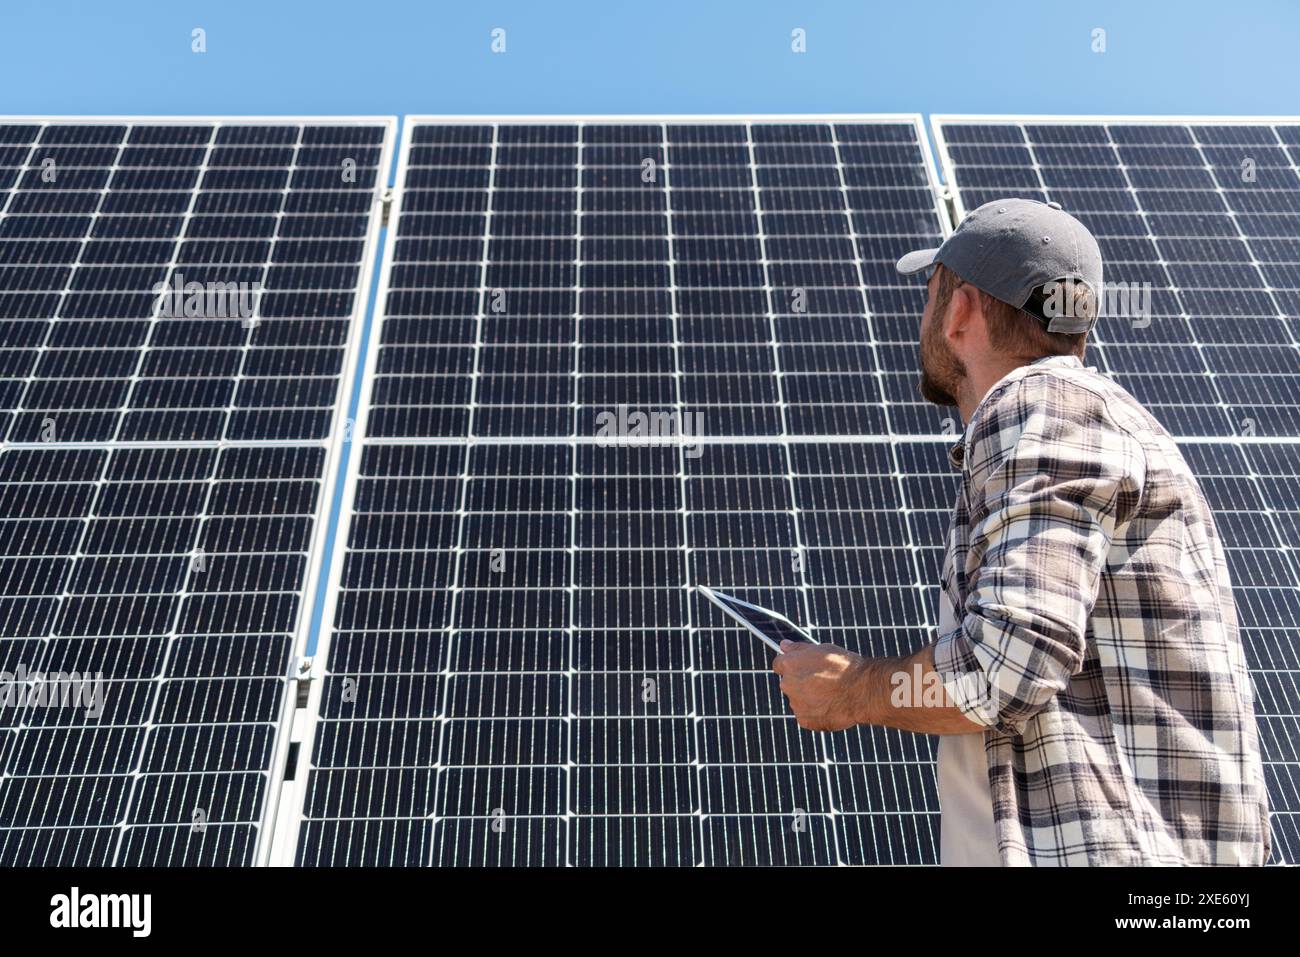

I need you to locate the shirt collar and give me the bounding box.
[946,355,1085,471]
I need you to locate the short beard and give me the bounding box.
[918,284,966,408]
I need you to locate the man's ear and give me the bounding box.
[943,283,980,344]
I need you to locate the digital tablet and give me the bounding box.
[697,586,816,653]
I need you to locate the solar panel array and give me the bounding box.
[0,118,393,865]
[290,117,959,865]
[935,117,1300,864]
[2,114,1292,868]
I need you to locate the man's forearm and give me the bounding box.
[852,643,987,734]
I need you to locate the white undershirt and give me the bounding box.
[935,587,1001,866]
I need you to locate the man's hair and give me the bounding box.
[933,264,1086,360]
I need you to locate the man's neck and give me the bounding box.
[955,357,1037,425]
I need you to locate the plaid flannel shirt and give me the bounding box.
[933,355,1269,865]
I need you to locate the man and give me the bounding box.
[774,198,1269,866]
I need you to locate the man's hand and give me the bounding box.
[772,641,872,732]
[774,642,990,735]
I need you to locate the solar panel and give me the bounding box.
[0,116,395,865]
[934,116,1300,863]
[283,115,960,865]
[11,113,1281,867]
[363,115,952,441]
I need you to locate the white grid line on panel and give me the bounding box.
[563,126,582,865]
[661,122,709,865]
[424,125,500,868]
[743,120,845,866]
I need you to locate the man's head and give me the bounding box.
[918,263,1088,408]
[900,198,1102,410]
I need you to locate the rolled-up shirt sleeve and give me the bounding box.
[933,375,1146,736]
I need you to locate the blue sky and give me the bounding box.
[2,1,1294,121]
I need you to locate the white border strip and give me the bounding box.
[255,115,398,866]
[933,113,1300,125]
[930,113,1300,219]
[911,114,954,236]
[0,115,393,124]
[401,113,930,124]
[266,114,418,865]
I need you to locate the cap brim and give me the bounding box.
[896,247,941,276]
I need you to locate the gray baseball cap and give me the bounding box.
[896,198,1103,334]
